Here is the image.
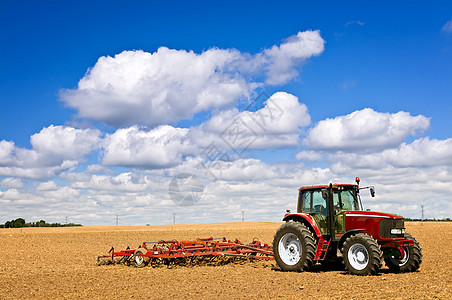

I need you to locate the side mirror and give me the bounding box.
[321,189,329,199]
[370,187,375,197]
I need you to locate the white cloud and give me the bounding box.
[303,108,430,152]
[28,125,101,166]
[262,30,325,85]
[61,48,251,128]
[0,125,101,179]
[0,178,24,189]
[100,92,311,169]
[0,140,15,165]
[329,137,452,169]
[295,150,323,161]
[442,19,452,33]
[71,172,150,193]
[192,91,311,150]
[36,181,59,191]
[60,31,324,128]
[102,125,195,168]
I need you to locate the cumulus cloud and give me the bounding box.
[99,92,311,169]
[193,91,311,151]
[303,108,430,152]
[71,172,150,193]
[28,125,101,166]
[60,30,324,128]
[36,181,59,191]
[0,140,15,166]
[102,125,195,168]
[262,30,325,85]
[0,178,24,189]
[295,150,323,161]
[330,137,452,169]
[0,125,101,179]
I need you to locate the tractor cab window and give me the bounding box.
[299,189,329,235]
[333,189,359,212]
[300,191,312,213]
[312,190,328,216]
[299,190,328,216]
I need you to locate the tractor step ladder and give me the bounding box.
[315,238,330,260]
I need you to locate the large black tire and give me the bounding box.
[342,233,382,276]
[133,248,150,268]
[384,233,422,273]
[272,222,316,272]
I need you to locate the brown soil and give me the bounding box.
[0,222,450,299]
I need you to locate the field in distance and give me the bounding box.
[0,222,451,299]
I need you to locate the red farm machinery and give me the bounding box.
[98,237,273,268]
[98,177,422,275]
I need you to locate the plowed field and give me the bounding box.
[0,222,451,299]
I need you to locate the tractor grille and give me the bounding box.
[379,218,404,238]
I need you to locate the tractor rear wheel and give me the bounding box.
[272,222,316,272]
[384,233,422,273]
[342,233,382,276]
[133,248,150,268]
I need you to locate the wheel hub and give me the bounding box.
[348,244,369,271]
[278,233,302,266]
[390,246,409,266]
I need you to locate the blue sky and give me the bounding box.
[1,1,451,225]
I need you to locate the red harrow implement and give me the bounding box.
[98,237,274,268]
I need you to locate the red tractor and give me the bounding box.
[273,177,422,275]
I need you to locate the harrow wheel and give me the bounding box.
[133,248,149,268]
[272,222,315,272]
[384,233,422,273]
[342,233,382,276]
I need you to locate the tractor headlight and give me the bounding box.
[390,228,405,235]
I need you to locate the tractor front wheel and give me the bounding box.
[272,222,316,272]
[342,233,382,276]
[384,233,422,273]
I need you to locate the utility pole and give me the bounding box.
[421,205,424,222]
[241,210,244,222]
[173,213,176,225]
[115,215,119,226]
[65,216,68,224]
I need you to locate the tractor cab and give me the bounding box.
[297,178,370,240]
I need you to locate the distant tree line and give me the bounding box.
[405,218,451,222]
[0,218,82,228]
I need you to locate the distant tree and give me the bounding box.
[13,218,26,228]
[1,218,82,227]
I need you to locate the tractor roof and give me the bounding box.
[298,184,358,191]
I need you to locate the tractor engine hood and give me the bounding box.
[345,210,404,240]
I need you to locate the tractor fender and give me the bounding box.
[337,229,366,251]
[282,213,322,239]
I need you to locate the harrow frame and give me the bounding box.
[98,237,274,267]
